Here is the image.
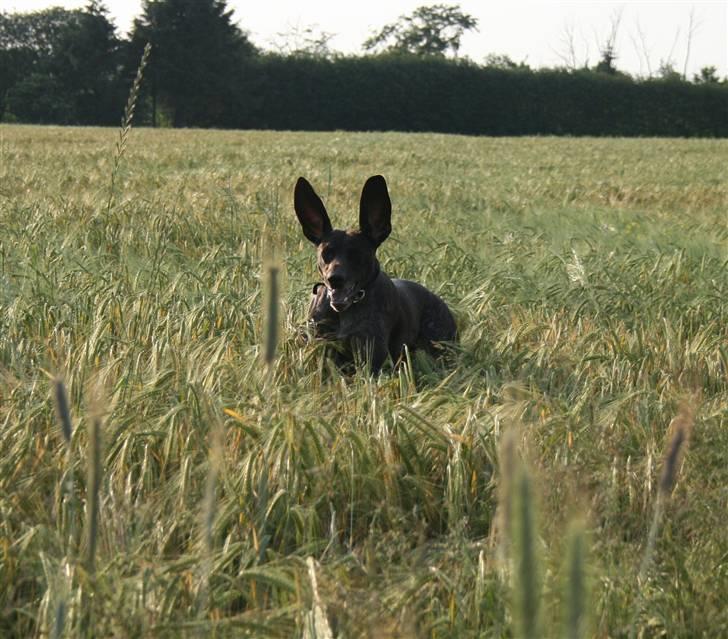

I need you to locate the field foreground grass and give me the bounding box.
[0,125,727,637]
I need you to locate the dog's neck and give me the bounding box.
[344,260,381,308]
[362,260,381,291]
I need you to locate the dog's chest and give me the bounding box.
[336,292,399,339]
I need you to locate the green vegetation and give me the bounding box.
[2,2,727,135]
[0,125,726,637]
[362,4,478,57]
[231,56,728,136]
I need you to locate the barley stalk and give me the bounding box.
[49,380,75,639]
[263,263,280,367]
[77,412,102,638]
[106,42,151,216]
[52,379,77,554]
[639,406,693,583]
[632,405,694,638]
[197,417,223,618]
[53,379,73,447]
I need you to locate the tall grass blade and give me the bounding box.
[304,557,334,639]
[511,466,541,639]
[493,428,517,557]
[50,598,66,639]
[563,520,589,639]
[85,415,102,574]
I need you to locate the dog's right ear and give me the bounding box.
[294,177,332,245]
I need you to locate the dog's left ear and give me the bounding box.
[359,175,391,248]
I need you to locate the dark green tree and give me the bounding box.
[0,7,76,120]
[363,4,477,57]
[594,45,618,75]
[594,10,621,75]
[0,6,73,56]
[129,0,257,127]
[1,2,121,123]
[693,65,721,84]
[657,61,683,82]
[49,1,123,124]
[484,53,529,70]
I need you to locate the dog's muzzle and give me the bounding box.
[328,285,366,313]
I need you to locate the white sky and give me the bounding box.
[2,0,727,78]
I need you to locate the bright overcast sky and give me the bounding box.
[2,1,726,78]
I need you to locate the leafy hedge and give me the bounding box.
[223,55,728,137]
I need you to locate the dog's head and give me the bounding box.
[294,175,391,313]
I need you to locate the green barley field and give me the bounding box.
[1,124,727,638]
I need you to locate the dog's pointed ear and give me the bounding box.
[294,177,332,245]
[359,175,391,248]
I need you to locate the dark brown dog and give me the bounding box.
[296,175,456,372]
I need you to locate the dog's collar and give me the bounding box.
[314,263,381,308]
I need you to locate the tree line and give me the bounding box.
[1,0,726,136]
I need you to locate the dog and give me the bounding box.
[295,175,457,372]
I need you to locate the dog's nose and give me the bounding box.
[327,274,345,290]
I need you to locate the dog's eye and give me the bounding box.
[321,247,335,263]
